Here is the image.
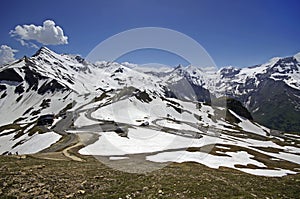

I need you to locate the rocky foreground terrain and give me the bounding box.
[1,152,300,199]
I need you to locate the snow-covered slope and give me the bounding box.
[0,47,168,125]
[0,47,299,177]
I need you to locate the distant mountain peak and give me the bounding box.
[294,52,300,62]
[174,64,184,70]
[268,56,282,63]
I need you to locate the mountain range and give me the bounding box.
[131,51,300,132]
[0,47,299,176]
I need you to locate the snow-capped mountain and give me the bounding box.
[0,47,168,125]
[214,54,300,132]
[151,53,300,132]
[0,47,299,177]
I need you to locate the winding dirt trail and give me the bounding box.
[34,134,86,162]
[62,141,85,162]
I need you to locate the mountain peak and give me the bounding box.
[267,57,281,65]
[33,46,55,57]
[174,64,185,70]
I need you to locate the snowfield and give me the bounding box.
[0,131,61,155]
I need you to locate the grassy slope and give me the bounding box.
[0,154,299,199]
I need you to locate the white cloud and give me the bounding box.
[121,62,138,68]
[10,20,68,46]
[17,38,38,49]
[0,45,18,66]
[201,66,218,72]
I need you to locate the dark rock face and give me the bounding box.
[75,56,85,64]
[213,97,253,121]
[23,61,47,91]
[226,98,253,120]
[114,68,124,73]
[40,99,51,109]
[165,79,211,103]
[0,68,23,82]
[1,92,7,99]
[37,114,54,126]
[247,79,300,132]
[14,84,24,94]
[38,80,65,95]
[135,90,152,103]
[191,83,211,103]
[0,84,6,92]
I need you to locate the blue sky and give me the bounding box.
[0,0,300,67]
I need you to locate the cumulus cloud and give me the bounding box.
[10,20,68,46]
[17,38,38,49]
[0,45,18,66]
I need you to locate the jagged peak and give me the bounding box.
[219,65,240,72]
[32,46,57,57]
[39,46,51,51]
[174,64,185,70]
[74,55,85,64]
[185,65,207,75]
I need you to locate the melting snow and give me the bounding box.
[237,168,296,177]
[0,131,61,155]
[146,151,265,169]
[229,110,267,136]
